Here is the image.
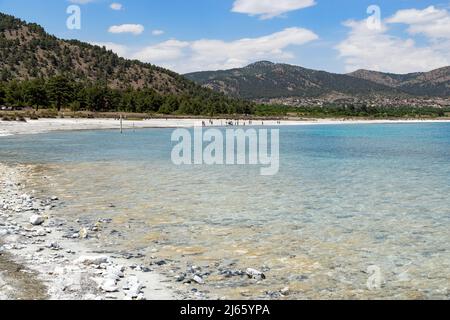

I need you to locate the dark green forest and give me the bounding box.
[1,77,447,118]
[255,104,449,119]
[0,76,255,115]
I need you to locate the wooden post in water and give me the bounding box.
[120,114,123,134]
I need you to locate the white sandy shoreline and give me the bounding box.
[1,118,450,137]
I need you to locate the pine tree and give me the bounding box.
[0,82,5,105]
[24,79,48,111]
[5,80,24,109]
[47,75,72,111]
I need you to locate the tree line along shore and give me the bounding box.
[1,76,449,120]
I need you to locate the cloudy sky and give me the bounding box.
[0,0,449,74]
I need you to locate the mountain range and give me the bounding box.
[348,67,450,97]
[186,61,450,100]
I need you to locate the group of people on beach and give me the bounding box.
[201,119,282,127]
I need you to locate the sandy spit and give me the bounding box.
[1,118,449,137]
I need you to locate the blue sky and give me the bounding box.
[0,0,449,74]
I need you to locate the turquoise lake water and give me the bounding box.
[1,123,449,299]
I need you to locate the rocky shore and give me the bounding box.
[0,163,276,301]
[0,163,178,300]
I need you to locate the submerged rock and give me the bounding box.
[280,287,290,296]
[246,268,266,280]
[0,229,11,237]
[192,275,205,285]
[188,265,202,274]
[78,228,89,239]
[175,274,186,282]
[131,265,151,273]
[220,269,245,278]
[154,260,167,266]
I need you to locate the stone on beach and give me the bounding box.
[92,277,118,293]
[29,215,45,226]
[101,279,119,293]
[123,276,144,298]
[47,242,62,251]
[103,265,125,281]
[74,255,110,266]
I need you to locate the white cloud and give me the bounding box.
[110,3,123,11]
[387,6,450,39]
[108,24,144,35]
[90,42,129,57]
[336,7,450,74]
[152,30,165,36]
[135,27,318,73]
[98,27,318,73]
[232,0,316,19]
[132,40,190,62]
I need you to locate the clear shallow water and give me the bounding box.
[1,124,449,299]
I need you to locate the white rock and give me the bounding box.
[123,276,144,298]
[30,215,45,226]
[122,276,139,290]
[74,255,110,266]
[100,279,118,293]
[104,265,124,281]
[246,268,266,280]
[280,287,290,296]
[34,228,47,236]
[192,275,205,284]
[91,277,118,293]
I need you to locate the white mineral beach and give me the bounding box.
[1,117,450,137]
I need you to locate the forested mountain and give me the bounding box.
[0,12,253,114]
[186,61,450,99]
[185,61,402,99]
[0,13,186,93]
[348,67,450,97]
